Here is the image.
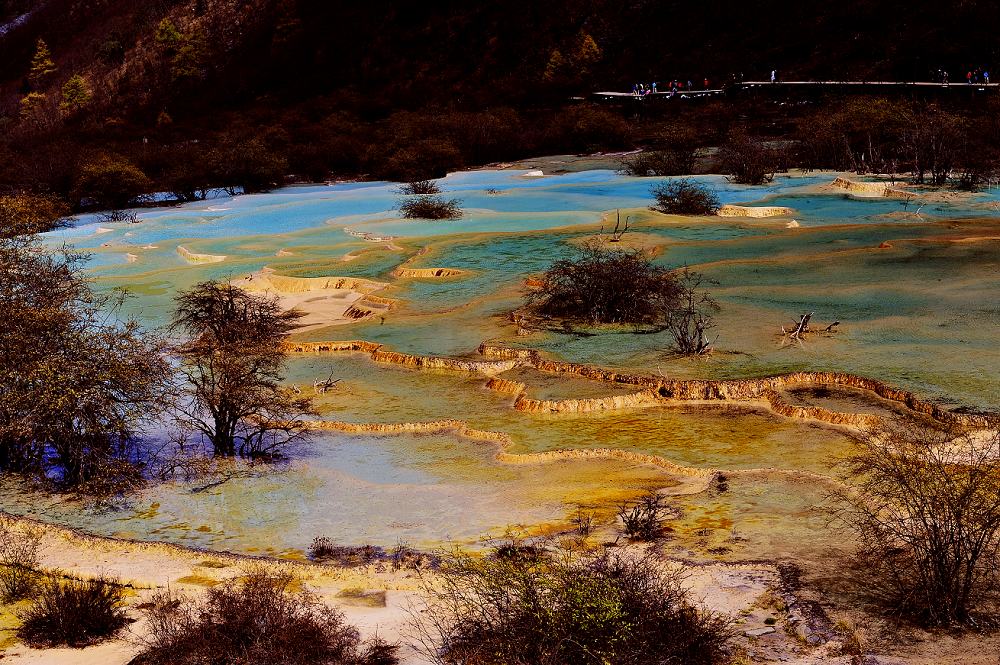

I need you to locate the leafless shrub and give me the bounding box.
[18,575,129,647]
[571,508,594,537]
[720,131,777,185]
[618,491,669,541]
[412,544,732,665]
[664,268,718,355]
[134,568,397,665]
[619,149,696,177]
[398,195,461,220]
[0,517,43,601]
[651,179,720,215]
[831,421,1000,626]
[525,241,682,326]
[308,537,385,566]
[398,180,441,195]
[97,209,139,224]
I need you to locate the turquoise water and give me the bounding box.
[19,167,999,556]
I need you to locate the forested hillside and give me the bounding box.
[2,0,999,205]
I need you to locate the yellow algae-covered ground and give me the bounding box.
[8,167,998,662]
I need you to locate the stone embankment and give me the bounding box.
[831,177,916,199]
[306,418,513,446]
[289,339,993,429]
[485,377,527,395]
[371,350,518,375]
[305,417,717,484]
[393,267,467,278]
[717,205,794,218]
[287,340,518,375]
[514,390,663,413]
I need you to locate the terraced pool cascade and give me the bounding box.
[20,166,998,558]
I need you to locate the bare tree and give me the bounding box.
[902,104,962,186]
[171,281,315,459]
[719,130,777,185]
[664,268,718,355]
[832,421,1000,626]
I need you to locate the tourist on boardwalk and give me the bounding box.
[985,70,991,85]
[703,77,709,89]
[967,71,973,84]
[771,69,777,83]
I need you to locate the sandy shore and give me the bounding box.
[0,512,819,665]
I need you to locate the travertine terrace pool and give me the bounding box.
[12,166,998,563]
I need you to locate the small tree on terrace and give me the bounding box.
[172,281,314,458]
[526,242,682,326]
[833,421,1000,626]
[651,179,720,215]
[664,269,718,355]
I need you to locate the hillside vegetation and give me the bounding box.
[2,0,1000,207]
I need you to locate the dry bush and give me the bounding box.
[526,242,682,326]
[0,517,43,601]
[619,149,696,177]
[571,508,595,537]
[833,422,1000,626]
[308,538,385,566]
[308,537,434,570]
[618,490,669,541]
[398,180,441,195]
[398,194,461,220]
[413,545,732,665]
[134,568,398,665]
[664,268,718,355]
[719,131,777,185]
[18,575,129,647]
[650,179,720,215]
[0,193,69,238]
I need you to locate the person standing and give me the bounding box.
[771,69,777,83]
[967,70,973,84]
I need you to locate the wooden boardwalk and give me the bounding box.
[593,80,996,101]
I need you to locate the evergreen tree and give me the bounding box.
[28,39,57,87]
[154,18,184,49]
[59,75,92,114]
[18,92,48,125]
[543,49,566,82]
